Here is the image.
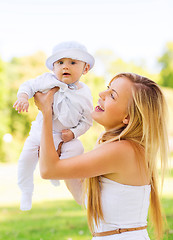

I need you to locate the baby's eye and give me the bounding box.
[71,61,76,65]
[59,61,63,64]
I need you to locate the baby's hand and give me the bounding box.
[61,129,74,143]
[13,97,29,113]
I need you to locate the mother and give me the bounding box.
[34,73,168,240]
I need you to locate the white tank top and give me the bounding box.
[92,177,151,240]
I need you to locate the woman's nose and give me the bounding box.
[99,90,106,100]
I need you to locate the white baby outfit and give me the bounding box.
[17,72,93,211]
[92,177,151,240]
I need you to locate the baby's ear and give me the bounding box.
[83,63,90,75]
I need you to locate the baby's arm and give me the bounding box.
[61,129,74,142]
[61,121,91,143]
[13,93,29,113]
[13,77,39,114]
[70,120,91,139]
[13,73,59,114]
[69,86,93,139]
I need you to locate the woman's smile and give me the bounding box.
[95,105,105,112]
[95,99,105,112]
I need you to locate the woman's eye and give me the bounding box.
[59,61,63,64]
[71,61,76,65]
[111,93,115,99]
[107,86,115,99]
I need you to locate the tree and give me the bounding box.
[0,52,47,162]
[0,58,8,162]
[158,42,173,88]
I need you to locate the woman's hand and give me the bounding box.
[34,87,59,115]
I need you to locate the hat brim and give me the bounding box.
[46,49,95,70]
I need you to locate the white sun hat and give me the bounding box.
[46,41,95,70]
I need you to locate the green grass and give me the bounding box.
[161,196,173,240]
[0,198,173,240]
[0,200,91,240]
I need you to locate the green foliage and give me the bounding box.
[109,58,159,82]
[158,42,173,88]
[0,58,9,162]
[162,87,173,137]
[0,45,173,162]
[0,52,47,163]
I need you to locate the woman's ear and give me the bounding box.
[83,63,90,75]
[123,115,130,125]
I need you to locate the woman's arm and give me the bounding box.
[34,90,135,180]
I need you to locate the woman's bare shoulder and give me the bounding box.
[104,140,143,169]
[104,140,138,157]
[103,140,146,184]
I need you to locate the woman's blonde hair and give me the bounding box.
[84,73,169,239]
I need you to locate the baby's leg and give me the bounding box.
[59,139,84,203]
[60,138,84,159]
[50,137,84,186]
[17,135,39,211]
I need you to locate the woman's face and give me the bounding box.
[92,77,133,131]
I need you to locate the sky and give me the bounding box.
[0,0,173,73]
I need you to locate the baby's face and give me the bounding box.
[53,58,87,85]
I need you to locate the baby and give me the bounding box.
[13,41,94,211]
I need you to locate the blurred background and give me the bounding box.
[0,0,173,239]
[0,0,173,163]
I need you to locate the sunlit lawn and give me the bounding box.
[0,197,173,240]
[0,200,91,240]
[0,158,173,240]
